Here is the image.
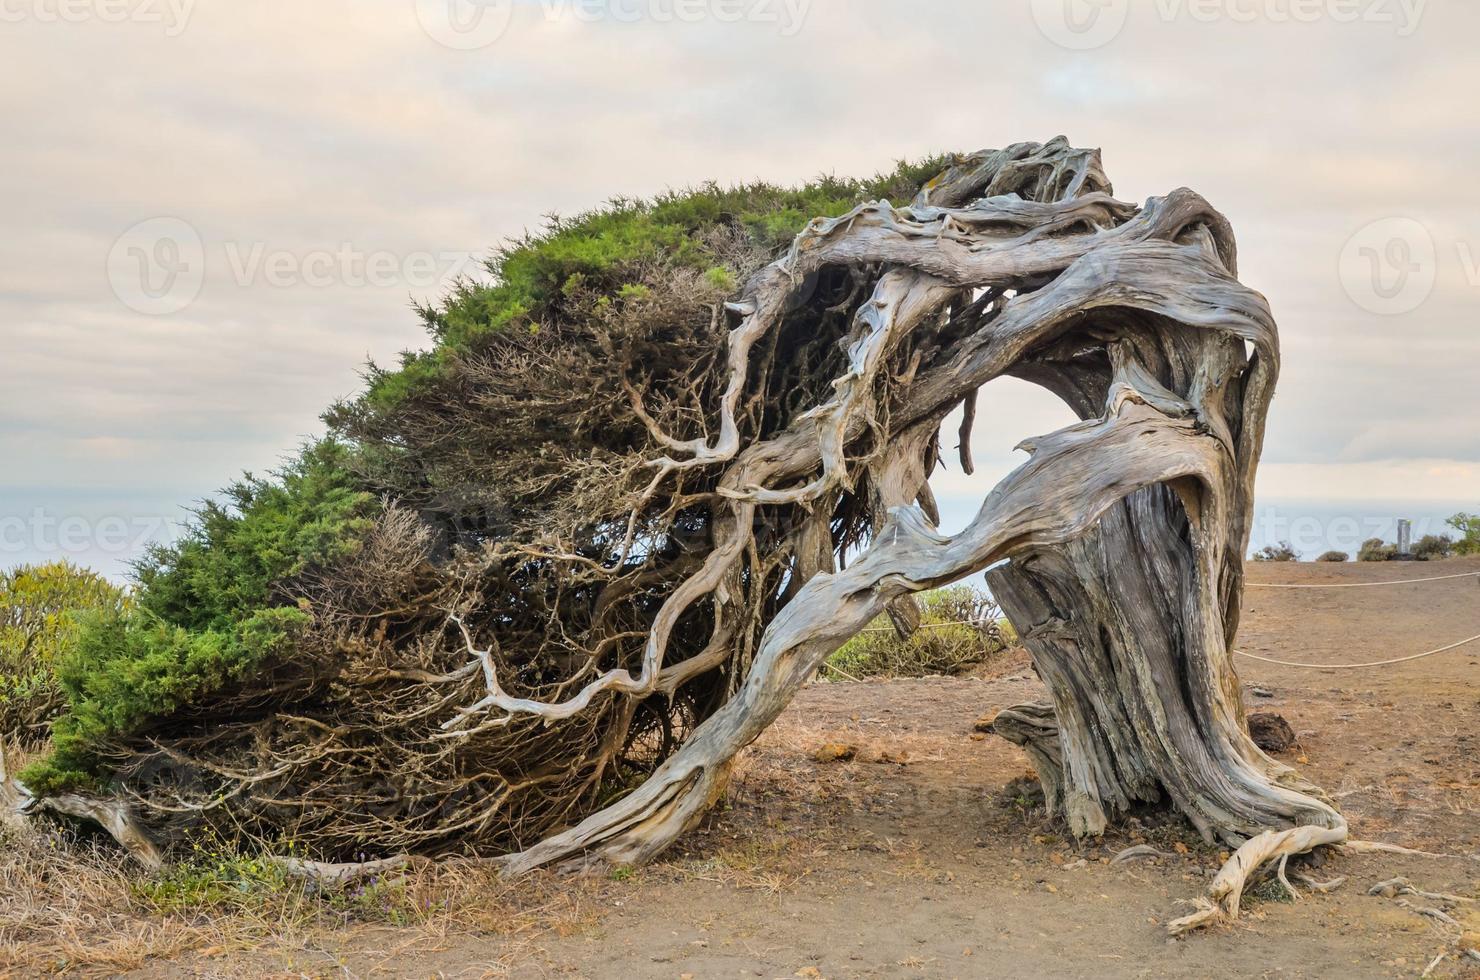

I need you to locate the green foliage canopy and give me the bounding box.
[349,160,949,415]
[23,442,376,792]
[23,159,951,802]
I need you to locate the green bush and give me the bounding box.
[0,562,128,743]
[22,441,376,793]
[1251,541,1299,562]
[1315,550,1348,563]
[1357,537,1397,562]
[826,586,1012,679]
[131,440,375,634]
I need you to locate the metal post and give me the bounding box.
[1397,519,1412,557]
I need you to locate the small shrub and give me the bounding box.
[826,585,1010,679]
[1244,874,1298,907]
[1251,541,1299,562]
[1315,550,1348,563]
[133,847,305,919]
[1412,534,1453,561]
[1357,537,1397,562]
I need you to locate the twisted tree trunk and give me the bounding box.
[494,140,1346,931]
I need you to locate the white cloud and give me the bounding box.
[1,0,1476,574]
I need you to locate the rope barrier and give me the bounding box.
[1232,632,1480,670]
[846,568,1480,668]
[1245,571,1480,589]
[857,621,1480,669]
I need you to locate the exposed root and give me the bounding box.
[1167,821,1348,935]
[267,854,417,886]
[1274,854,1301,902]
[1111,844,1175,865]
[0,751,27,835]
[1396,900,1462,929]
[1170,825,1480,936]
[3,767,163,871]
[1368,876,1475,904]
[1294,872,1347,894]
[1342,839,1476,861]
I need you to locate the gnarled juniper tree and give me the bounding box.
[11,139,1346,932]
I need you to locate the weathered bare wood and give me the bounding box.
[29,140,1345,933]
[484,141,1347,934]
[502,388,1272,874]
[957,388,977,476]
[4,767,163,870]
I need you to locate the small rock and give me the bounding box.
[1248,712,1296,753]
[812,743,856,763]
[1249,686,1276,699]
[796,968,823,979]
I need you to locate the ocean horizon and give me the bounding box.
[3,485,1470,583]
[932,494,1472,563]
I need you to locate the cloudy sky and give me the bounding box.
[1,0,1476,576]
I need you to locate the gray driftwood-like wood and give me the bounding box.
[488,141,1347,932]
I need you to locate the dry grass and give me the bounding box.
[0,817,602,977]
[0,828,211,975]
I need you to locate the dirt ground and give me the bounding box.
[139,558,1480,979]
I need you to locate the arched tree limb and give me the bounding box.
[501,389,1264,873]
